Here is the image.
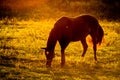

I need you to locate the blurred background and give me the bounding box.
[0,0,120,20]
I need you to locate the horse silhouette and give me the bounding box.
[42,15,104,68]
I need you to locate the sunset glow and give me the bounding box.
[86,35,105,47]
[1,0,48,10]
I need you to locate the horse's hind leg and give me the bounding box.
[81,38,88,60]
[93,40,97,61]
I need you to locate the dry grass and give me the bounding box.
[0,19,120,80]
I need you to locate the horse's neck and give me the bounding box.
[47,29,57,52]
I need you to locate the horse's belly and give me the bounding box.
[71,36,82,41]
[71,32,89,41]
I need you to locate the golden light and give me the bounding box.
[1,0,48,10]
[86,35,106,47]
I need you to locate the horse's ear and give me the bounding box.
[41,47,47,50]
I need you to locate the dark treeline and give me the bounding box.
[100,0,120,20]
[47,0,120,20]
[0,0,120,20]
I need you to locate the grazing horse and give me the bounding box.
[42,15,104,68]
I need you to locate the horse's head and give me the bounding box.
[41,47,55,68]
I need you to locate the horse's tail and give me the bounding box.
[90,24,104,45]
[96,25,104,45]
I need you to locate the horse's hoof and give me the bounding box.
[95,60,98,63]
[46,65,51,68]
[80,57,85,62]
[61,64,65,68]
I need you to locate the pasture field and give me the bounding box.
[0,19,120,80]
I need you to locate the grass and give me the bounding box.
[0,18,120,80]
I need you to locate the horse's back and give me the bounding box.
[54,14,98,29]
[53,15,100,41]
[74,15,99,26]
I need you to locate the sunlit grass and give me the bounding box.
[0,19,120,80]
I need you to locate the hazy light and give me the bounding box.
[1,0,48,10]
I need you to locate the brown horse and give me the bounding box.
[42,15,104,68]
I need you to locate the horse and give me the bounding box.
[42,15,104,68]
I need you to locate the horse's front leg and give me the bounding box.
[59,40,69,67]
[61,49,65,67]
